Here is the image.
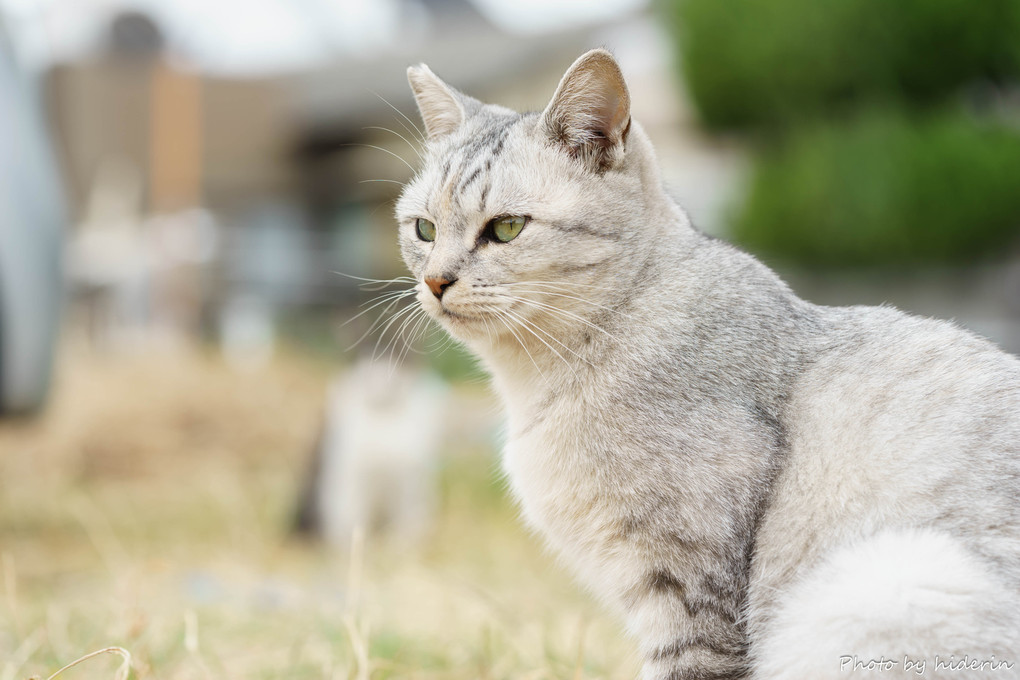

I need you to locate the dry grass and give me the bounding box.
[0,342,638,680]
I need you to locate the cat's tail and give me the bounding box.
[752,528,1020,679]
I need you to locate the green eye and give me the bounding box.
[491,215,528,243]
[415,218,436,242]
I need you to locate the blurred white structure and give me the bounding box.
[0,16,64,414]
[66,157,219,350]
[295,357,448,549]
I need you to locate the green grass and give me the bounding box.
[0,344,637,680]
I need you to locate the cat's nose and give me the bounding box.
[425,276,455,299]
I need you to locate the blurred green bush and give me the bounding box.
[736,109,1020,266]
[664,0,1020,266]
[669,0,1020,130]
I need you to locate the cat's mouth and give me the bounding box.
[421,295,485,324]
[438,307,479,322]
[424,298,509,338]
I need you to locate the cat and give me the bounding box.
[294,356,445,548]
[394,49,1020,679]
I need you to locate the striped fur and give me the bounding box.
[395,50,1020,679]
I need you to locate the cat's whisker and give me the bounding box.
[396,307,436,364]
[357,287,417,309]
[359,179,408,188]
[344,297,417,352]
[372,302,425,362]
[336,270,442,367]
[363,301,419,362]
[370,90,427,145]
[416,316,452,358]
[501,286,635,321]
[363,125,424,164]
[386,306,431,375]
[492,294,620,342]
[399,306,437,352]
[343,142,416,174]
[479,312,498,350]
[500,307,585,376]
[342,288,417,329]
[518,299,621,341]
[491,308,546,382]
[424,322,456,354]
[333,271,416,288]
[378,315,424,375]
[505,280,616,292]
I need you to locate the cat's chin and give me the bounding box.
[428,306,489,341]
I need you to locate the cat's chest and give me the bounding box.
[500,388,624,542]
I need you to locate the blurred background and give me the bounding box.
[0,0,1018,677]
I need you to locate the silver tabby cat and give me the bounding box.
[395,49,1020,679]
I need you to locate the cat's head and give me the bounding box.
[395,49,663,349]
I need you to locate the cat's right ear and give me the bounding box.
[407,64,468,140]
[541,49,631,172]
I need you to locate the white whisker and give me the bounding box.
[504,280,616,292]
[333,271,416,287]
[357,288,417,308]
[345,298,416,352]
[492,293,619,342]
[372,302,423,361]
[492,309,545,381]
[370,90,427,145]
[363,125,424,163]
[501,307,582,376]
[387,306,431,373]
[359,178,408,187]
[502,287,634,320]
[396,307,434,363]
[343,289,417,328]
[351,143,416,173]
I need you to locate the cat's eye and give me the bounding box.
[490,215,528,243]
[416,218,436,242]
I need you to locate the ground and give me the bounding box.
[0,342,637,680]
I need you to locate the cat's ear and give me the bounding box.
[541,49,631,172]
[407,64,471,140]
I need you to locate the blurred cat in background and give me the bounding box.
[295,356,446,549]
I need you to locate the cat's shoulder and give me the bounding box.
[800,302,1020,414]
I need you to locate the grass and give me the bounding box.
[0,341,638,680]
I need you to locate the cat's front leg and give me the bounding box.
[641,654,748,680]
[627,569,750,680]
[638,630,749,680]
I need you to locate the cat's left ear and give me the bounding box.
[541,49,631,172]
[407,64,475,140]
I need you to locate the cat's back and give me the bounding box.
[792,303,1020,473]
[745,304,1020,673]
[754,303,1020,601]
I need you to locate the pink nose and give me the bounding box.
[425,277,453,299]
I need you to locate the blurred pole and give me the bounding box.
[149,61,202,212]
[149,61,204,339]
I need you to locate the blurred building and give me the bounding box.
[28,0,691,351]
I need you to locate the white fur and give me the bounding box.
[756,529,1020,679]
